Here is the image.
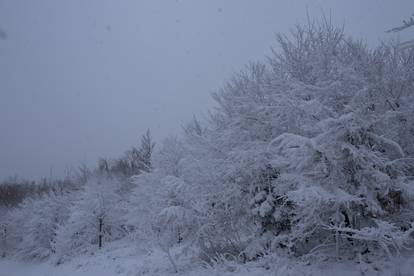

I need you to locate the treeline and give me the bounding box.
[0,130,155,209]
[0,178,74,208]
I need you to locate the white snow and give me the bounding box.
[1,249,414,276]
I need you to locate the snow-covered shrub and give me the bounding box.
[154,205,197,272]
[127,173,196,244]
[124,172,167,242]
[155,136,187,178]
[125,172,198,271]
[155,206,196,247]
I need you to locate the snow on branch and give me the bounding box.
[325,220,414,258]
[386,14,414,33]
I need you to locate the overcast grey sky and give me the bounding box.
[1,0,413,180]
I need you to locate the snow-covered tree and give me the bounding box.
[5,191,72,260]
[160,21,414,262]
[54,176,126,259]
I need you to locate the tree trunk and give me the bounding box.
[167,248,178,273]
[98,218,103,249]
[1,226,6,258]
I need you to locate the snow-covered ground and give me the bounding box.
[1,241,413,276]
[1,258,413,276]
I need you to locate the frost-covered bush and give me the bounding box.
[124,172,167,242]
[260,115,414,257]
[154,137,188,178]
[127,173,196,244]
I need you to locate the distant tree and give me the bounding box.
[97,158,111,175]
[0,178,36,207]
[76,164,92,185]
[96,129,155,178]
[0,177,75,208]
[134,129,156,173]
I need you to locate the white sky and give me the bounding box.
[1,0,413,180]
